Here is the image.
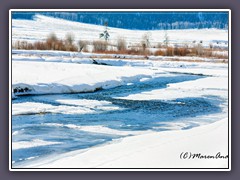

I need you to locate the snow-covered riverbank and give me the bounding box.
[11,53,229,169]
[12,61,155,96]
[20,117,228,169]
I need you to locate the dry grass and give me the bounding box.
[161,47,191,56]
[13,33,228,60]
[154,49,165,56]
[92,40,108,52]
[93,46,152,56]
[13,33,78,52]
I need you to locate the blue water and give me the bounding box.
[12,74,224,167]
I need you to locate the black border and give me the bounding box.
[1,0,239,179]
[9,9,230,171]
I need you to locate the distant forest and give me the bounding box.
[12,11,229,30]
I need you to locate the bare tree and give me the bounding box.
[65,33,76,51]
[163,30,169,47]
[141,32,152,51]
[78,40,88,52]
[117,37,127,51]
[46,33,58,50]
[65,33,75,45]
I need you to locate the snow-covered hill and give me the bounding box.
[12,15,228,49]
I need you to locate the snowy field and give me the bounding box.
[12,15,228,49]
[11,15,229,170]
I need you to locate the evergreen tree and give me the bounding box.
[99,22,110,41]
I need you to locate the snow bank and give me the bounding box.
[12,49,146,61]
[12,52,229,169]
[12,139,62,150]
[12,61,155,96]
[12,49,227,66]
[12,100,121,115]
[21,118,228,168]
[116,76,228,101]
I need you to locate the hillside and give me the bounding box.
[12,11,228,30]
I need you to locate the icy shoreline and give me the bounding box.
[18,117,228,169]
[12,61,155,97]
[12,55,229,169]
[12,49,228,98]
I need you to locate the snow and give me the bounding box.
[12,61,155,96]
[20,118,228,168]
[12,139,62,150]
[12,15,228,49]
[12,131,19,136]
[11,15,229,169]
[12,58,229,169]
[12,48,228,99]
[12,53,229,169]
[12,49,227,66]
[12,100,121,115]
[116,76,228,101]
[56,99,111,106]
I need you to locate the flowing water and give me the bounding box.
[11,73,224,167]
